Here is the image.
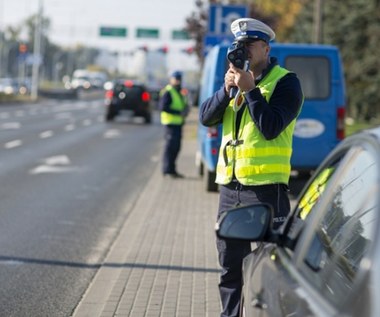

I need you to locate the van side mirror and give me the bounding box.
[215,203,272,241]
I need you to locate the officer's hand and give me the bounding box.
[230,65,256,93]
[224,66,236,95]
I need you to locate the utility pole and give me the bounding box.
[0,0,4,77]
[313,0,323,43]
[31,0,43,101]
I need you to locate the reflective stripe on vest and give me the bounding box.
[216,65,298,186]
[160,85,186,125]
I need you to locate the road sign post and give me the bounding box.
[208,4,248,35]
[204,4,248,55]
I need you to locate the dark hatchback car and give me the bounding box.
[216,126,380,317]
[104,80,152,123]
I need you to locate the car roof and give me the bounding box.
[365,125,380,141]
[114,79,146,88]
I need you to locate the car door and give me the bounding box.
[245,131,380,317]
[291,134,379,317]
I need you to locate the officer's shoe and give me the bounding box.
[164,172,185,179]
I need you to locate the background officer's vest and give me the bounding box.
[160,85,186,125]
[216,65,298,186]
[298,167,335,219]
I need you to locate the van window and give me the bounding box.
[285,57,330,100]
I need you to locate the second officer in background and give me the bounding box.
[159,71,188,178]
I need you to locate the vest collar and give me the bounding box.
[255,57,278,84]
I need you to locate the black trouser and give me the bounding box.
[216,182,290,317]
[162,124,182,174]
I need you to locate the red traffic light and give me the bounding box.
[19,43,28,53]
[138,45,148,52]
[181,47,194,54]
[157,45,169,54]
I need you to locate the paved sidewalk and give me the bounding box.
[72,110,222,317]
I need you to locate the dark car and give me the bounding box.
[216,126,380,317]
[104,80,152,123]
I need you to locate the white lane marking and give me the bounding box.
[30,165,80,174]
[103,129,121,139]
[4,139,22,149]
[44,155,71,165]
[0,122,21,130]
[0,112,10,119]
[39,130,54,139]
[83,119,92,126]
[55,112,73,120]
[29,154,80,174]
[64,124,75,131]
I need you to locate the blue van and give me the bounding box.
[196,43,346,192]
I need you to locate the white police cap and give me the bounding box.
[231,18,275,43]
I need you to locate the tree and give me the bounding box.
[247,0,304,41]
[186,0,380,121]
[4,25,22,41]
[185,0,208,63]
[290,0,380,121]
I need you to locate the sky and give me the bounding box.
[0,0,200,72]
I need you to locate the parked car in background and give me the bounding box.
[216,125,380,317]
[0,78,19,95]
[104,79,152,123]
[0,77,31,96]
[70,69,108,90]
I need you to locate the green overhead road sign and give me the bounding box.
[172,30,190,40]
[100,27,127,37]
[136,28,159,39]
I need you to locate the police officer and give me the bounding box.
[199,18,303,317]
[159,71,188,178]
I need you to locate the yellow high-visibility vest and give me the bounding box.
[160,85,186,125]
[216,65,301,186]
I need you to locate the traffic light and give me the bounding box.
[181,46,194,55]
[157,45,169,54]
[19,43,28,54]
[138,45,149,52]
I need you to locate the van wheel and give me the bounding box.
[205,170,218,192]
[195,151,204,176]
[197,160,204,176]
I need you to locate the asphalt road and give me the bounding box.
[0,99,163,317]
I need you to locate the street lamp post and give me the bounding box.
[31,0,43,101]
[313,0,324,44]
[0,0,4,77]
